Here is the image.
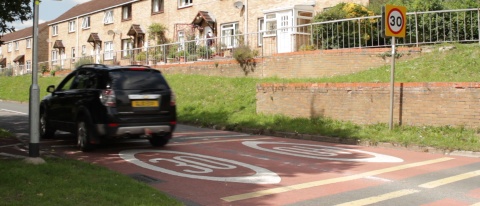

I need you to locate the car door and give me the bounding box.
[47,70,78,129]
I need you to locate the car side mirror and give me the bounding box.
[47,85,56,93]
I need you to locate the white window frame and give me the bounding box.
[264,13,277,37]
[122,4,131,20]
[7,43,12,52]
[258,18,264,46]
[104,41,114,60]
[104,10,114,24]
[52,50,58,65]
[82,16,90,29]
[177,31,185,50]
[68,20,76,32]
[178,0,192,8]
[296,11,313,34]
[221,22,239,49]
[14,41,19,50]
[152,0,163,13]
[26,61,32,73]
[81,45,86,55]
[122,39,132,58]
[26,39,32,49]
[71,47,76,62]
[52,25,58,36]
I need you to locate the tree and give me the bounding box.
[0,0,33,44]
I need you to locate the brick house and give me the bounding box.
[43,0,368,69]
[0,22,50,74]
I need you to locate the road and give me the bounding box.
[1,100,480,206]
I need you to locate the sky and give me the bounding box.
[8,0,91,31]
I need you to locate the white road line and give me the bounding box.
[0,143,23,148]
[176,134,252,140]
[0,109,27,115]
[0,152,27,158]
[171,137,272,146]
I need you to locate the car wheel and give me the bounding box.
[39,109,56,139]
[77,117,95,152]
[148,133,172,147]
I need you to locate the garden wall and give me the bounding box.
[256,82,480,128]
[155,47,422,78]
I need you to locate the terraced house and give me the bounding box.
[0,22,50,75]
[5,0,369,72]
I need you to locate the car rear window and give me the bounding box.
[108,69,170,90]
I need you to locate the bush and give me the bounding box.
[74,56,94,68]
[135,51,147,61]
[313,3,377,49]
[198,46,213,59]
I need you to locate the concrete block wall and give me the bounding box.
[256,82,480,128]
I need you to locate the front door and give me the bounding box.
[277,11,293,53]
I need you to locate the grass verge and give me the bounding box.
[0,158,182,206]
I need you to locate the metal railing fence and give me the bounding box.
[2,8,480,76]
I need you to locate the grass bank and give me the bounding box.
[0,158,182,206]
[1,44,479,152]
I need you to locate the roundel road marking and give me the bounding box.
[242,141,403,163]
[119,149,281,184]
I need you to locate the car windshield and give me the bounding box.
[108,70,169,90]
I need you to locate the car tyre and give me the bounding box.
[149,133,171,147]
[77,116,95,152]
[40,109,56,139]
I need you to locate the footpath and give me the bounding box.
[0,109,45,159]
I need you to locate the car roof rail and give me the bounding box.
[127,64,150,68]
[77,64,108,69]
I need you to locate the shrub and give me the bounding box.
[74,56,94,68]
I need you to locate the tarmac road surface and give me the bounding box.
[1,101,480,206]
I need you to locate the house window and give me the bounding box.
[15,42,19,50]
[122,4,132,21]
[26,61,31,73]
[221,22,239,48]
[7,43,12,52]
[52,50,58,64]
[26,38,32,49]
[52,25,58,36]
[121,39,132,58]
[178,0,192,8]
[69,20,76,32]
[178,30,185,50]
[81,45,86,55]
[104,10,114,24]
[71,47,76,62]
[258,18,264,46]
[297,11,313,33]
[265,13,277,36]
[152,0,164,13]
[82,17,90,29]
[104,41,114,60]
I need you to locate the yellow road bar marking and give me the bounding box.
[335,189,420,206]
[171,137,272,146]
[221,157,454,202]
[419,170,480,188]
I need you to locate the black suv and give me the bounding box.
[40,64,176,151]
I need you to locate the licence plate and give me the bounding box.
[131,100,159,107]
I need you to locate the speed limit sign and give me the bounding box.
[382,4,407,37]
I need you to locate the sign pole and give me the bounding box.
[389,36,396,130]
